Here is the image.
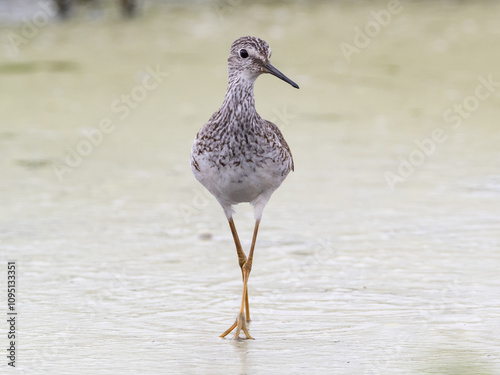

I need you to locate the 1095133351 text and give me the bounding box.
[7,261,17,368]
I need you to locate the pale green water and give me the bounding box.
[1,1,500,374]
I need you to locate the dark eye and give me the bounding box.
[239,49,249,58]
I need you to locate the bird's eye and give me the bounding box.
[239,49,249,58]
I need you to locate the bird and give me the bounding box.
[190,36,299,340]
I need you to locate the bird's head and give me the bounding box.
[228,36,299,89]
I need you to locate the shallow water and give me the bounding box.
[1,1,500,374]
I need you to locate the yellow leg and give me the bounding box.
[228,218,250,320]
[220,219,260,339]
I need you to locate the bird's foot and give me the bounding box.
[220,312,253,340]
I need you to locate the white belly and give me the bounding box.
[191,155,287,207]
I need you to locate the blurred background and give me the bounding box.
[1,0,499,374]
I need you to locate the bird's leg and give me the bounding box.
[220,218,249,338]
[221,219,261,340]
[228,218,250,319]
[233,219,260,339]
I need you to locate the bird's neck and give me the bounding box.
[217,74,259,126]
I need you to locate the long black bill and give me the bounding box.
[264,62,299,89]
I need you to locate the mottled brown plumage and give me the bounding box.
[190,36,299,339]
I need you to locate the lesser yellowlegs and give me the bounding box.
[190,36,299,339]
